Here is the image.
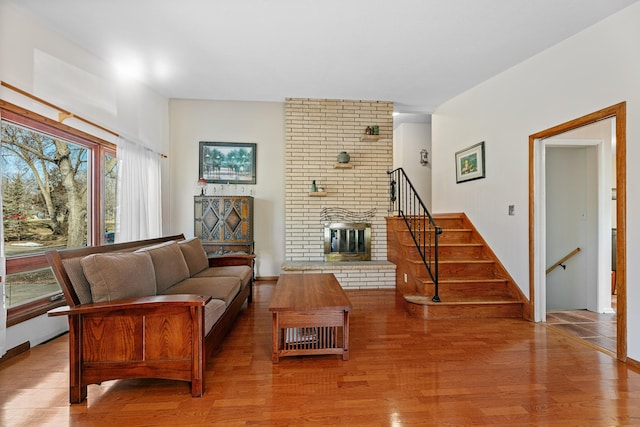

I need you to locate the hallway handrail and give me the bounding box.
[387,168,442,302]
[546,247,581,274]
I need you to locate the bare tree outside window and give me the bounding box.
[103,153,117,244]
[1,120,100,308]
[1,104,117,320]
[2,121,88,256]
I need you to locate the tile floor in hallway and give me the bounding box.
[545,296,617,354]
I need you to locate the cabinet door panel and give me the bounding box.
[195,196,253,254]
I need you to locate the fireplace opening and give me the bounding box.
[324,222,371,261]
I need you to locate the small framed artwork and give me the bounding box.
[199,141,257,184]
[455,141,485,183]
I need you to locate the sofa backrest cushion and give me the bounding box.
[178,237,209,276]
[81,251,156,303]
[62,256,95,304]
[135,241,190,293]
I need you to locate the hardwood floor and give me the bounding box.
[546,309,617,354]
[2,282,640,426]
[545,295,618,355]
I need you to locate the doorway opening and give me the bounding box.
[543,120,616,354]
[529,102,626,361]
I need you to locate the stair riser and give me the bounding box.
[401,242,484,260]
[439,230,474,243]
[387,218,432,232]
[401,245,439,262]
[430,218,464,229]
[405,301,523,319]
[413,262,496,278]
[396,231,472,245]
[389,215,467,231]
[417,282,513,298]
[395,230,479,248]
[438,245,484,259]
[406,216,465,230]
[397,230,440,246]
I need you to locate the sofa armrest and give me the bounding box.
[208,254,255,268]
[49,293,211,404]
[48,294,211,317]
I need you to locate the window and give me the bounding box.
[1,101,116,324]
[103,153,117,244]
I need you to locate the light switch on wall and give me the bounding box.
[508,205,515,216]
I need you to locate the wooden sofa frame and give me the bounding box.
[46,234,253,404]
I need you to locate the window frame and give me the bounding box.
[1,100,116,325]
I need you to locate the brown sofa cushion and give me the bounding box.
[164,276,241,307]
[193,265,252,289]
[178,237,209,276]
[136,241,190,294]
[81,251,156,303]
[62,257,94,304]
[204,298,227,334]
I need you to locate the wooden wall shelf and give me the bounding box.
[309,192,327,197]
[361,135,380,142]
[334,163,353,169]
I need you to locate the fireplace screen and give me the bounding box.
[324,222,371,261]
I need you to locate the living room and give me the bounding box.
[2,0,640,423]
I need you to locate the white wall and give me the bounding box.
[545,147,593,311]
[0,0,170,348]
[169,99,285,278]
[0,1,169,153]
[393,123,432,210]
[432,2,640,359]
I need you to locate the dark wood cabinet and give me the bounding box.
[194,196,254,255]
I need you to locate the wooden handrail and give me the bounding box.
[546,247,581,274]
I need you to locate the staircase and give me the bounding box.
[387,212,526,319]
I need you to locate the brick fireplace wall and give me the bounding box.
[284,98,395,288]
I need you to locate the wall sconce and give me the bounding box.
[420,149,429,166]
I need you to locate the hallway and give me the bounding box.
[545,309,616,354]
[545,295,617,354]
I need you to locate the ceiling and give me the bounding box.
[8,0,639,121]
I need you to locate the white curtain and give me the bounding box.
[0,115,6,357]
[115,138,162,243]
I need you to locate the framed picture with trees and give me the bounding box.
[198,141,256,184]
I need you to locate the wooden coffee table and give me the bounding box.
[269,273,352,363]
